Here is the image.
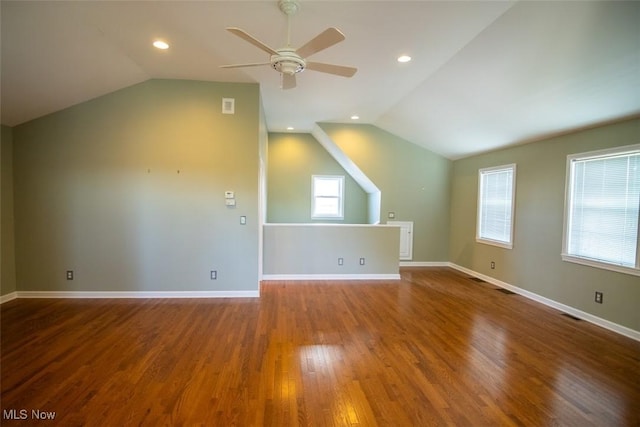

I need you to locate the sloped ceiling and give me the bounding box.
[1,1,639,159]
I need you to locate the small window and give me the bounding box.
[562,144,640,276]
[477,164,516,249]
[312,175,344,220]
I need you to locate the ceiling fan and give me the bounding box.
[220,0,357,89]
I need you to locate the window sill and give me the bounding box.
[561,254,640,277]
[476,238,513,250]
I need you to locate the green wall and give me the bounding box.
[3,75,637,335]
[318,123,452,262]
[12,79,261,293]
[1,125,17,296]
[267,132,368,224]
[263,224,400,276]
[450,118,640,331]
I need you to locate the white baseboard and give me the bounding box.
[5,264,637,342]
[14,290,260,299]
[449,263,640,342]
[262,273,401,281]
[0,292,18,304]
[400,261,449,267]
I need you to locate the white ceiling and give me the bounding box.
[2,1,639,159]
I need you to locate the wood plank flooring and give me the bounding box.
[2,267,639,426]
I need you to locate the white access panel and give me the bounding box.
[388,221,413,260]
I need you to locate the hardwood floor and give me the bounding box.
[2,267,639,426]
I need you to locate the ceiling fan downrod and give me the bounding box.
[274,0,304,76]
[278,0,300,47]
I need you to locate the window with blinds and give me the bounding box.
[476,164,516,249]
[563,145,640,276]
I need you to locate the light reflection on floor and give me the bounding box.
[551,363,628,425]
[296,344,364,425]
[466,314,508,396]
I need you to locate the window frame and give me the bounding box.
[561,144,640,277]
[311,175,345,220]
[476,164,517,249]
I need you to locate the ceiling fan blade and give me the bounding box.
[281,73,296,90]
[226,27,278,55]
[220,62,271,69]
[306,62,357,78]
[296,27,345,58]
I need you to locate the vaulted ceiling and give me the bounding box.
[2,1,639,159]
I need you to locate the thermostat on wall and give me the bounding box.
[225,191,235,199]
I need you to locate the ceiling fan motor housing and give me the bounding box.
[271,49,306,75]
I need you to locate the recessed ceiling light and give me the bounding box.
[350,115,360,120]
[397,55,412,63]
[286,126,294,130]
[153,40,169,50]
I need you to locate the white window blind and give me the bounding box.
[312,175,344,219]
[564,145,640,275]
[477,164,516,249]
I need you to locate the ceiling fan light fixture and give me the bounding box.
[271,50,306,75]
[273,59,305,75]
